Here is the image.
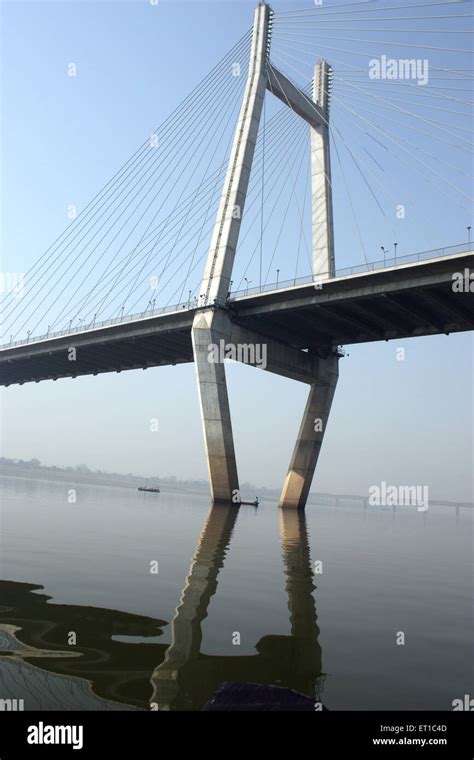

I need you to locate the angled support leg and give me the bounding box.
[192,310,238,505]
[279,355,339,510]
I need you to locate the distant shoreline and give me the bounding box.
[0,462,207,493]
[0,459,273,498]
[0,461,471,509]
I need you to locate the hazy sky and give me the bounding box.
[1,0,472,501]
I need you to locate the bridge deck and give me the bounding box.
[1,252,472,386]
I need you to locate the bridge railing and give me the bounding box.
[228,241,472,299]
[2,299,198,350]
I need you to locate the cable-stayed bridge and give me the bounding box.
[1,1,473,508]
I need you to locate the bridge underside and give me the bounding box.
[0,327,194,386]
[1,253,472,387]
[234,255,474,351]
[0,313,194,386]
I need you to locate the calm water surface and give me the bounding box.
[0,474,472,710]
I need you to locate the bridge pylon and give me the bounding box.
[312,60,335,280]
[192,1,339,508]
[191,1,272,505]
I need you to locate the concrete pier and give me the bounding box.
[279,355,339,509]
[191,311,239,504]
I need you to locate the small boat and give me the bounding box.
[138,484,160,493]
[240,497,259,507]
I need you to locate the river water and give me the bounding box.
[0,473,472,711]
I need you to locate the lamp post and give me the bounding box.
[276,269,280,288]
[381,246,388,265]
[393,242,398,264]
[467,226,472,245]
[244,277,252,295]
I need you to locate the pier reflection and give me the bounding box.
[150,503,323,710]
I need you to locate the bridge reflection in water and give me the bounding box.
[150,503,323,710]
[0,505,323,711]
